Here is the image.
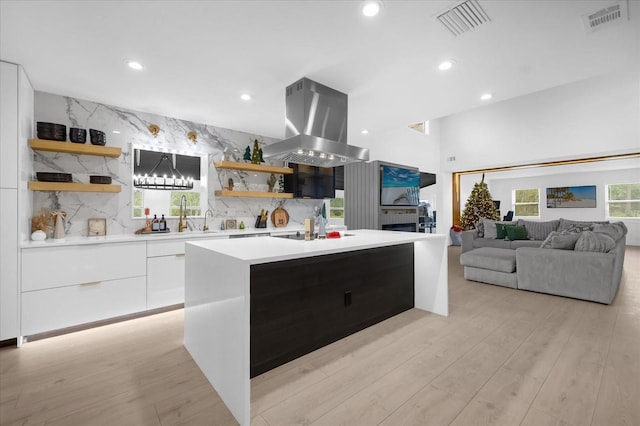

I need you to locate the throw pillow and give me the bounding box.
[565,223,593,233]
[474,219,485,238]
[574,231,616,253]
[558,218,609,233]
[496,223,513,239]
[517,219,559,241]
[540,231,559,248]
[550,232,582,250]
[592,222,628,241]
[505,225,527,241]
[482,219,498,239]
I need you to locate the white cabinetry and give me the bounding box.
[146,235,227,309]
[1,61,33,341]
[147,240,187,309]
[21,242,147,335]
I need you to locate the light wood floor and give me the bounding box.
[1,246,639,426]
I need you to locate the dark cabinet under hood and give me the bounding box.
[284,164,335,199]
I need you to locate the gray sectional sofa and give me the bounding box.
[460,218,628,304]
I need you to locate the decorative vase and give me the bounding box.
[31,230,47,241]
[52,211,66,240]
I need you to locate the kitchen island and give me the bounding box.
[183,229,447,426]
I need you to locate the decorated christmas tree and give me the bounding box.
[251,139,261,164]
[460,174,499,230]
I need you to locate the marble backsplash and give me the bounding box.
[32,92,323,238]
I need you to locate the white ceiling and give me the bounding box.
[1,0,638,145]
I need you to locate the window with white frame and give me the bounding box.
[607,183,640,218]
[513,188,539,217]
[132,148,207,218]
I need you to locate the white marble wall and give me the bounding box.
[33,92,321,238]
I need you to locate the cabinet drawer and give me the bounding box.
[22,242,146,291]
[147,255,185,309]
[21,276,147,335]
[147,239,188,257]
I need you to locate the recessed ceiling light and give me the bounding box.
[438,60,455,71]
[361,129,369,134]
[362,1,382,17]
[112,130,120,134]
[126,60,144,71]
[480,93,493,101]
[240,93,251,101]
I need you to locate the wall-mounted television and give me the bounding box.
[380,165,420,206]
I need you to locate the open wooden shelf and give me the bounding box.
[214,190,293,199]
[29,139,122,158]
[214,161,293,175]
[28,182,122,193]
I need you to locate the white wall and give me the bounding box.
[435,68,640,239]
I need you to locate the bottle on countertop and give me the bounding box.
[159,214,166,231]
[152,214,159,231]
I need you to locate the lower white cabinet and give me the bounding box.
[146,235,227,309]
[21,242,147,336]
[0,189,18,340]
[21,276,146,335]
[147,255,185,309]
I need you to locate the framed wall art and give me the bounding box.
[88,218,107,236]
[546,185,596,208]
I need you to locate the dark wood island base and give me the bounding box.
[250,243,414,377]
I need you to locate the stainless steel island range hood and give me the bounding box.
[262,78,369,168]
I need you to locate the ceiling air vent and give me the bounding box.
[582,1,628,33]
[435,0,491,37]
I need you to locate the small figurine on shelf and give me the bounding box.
[259,147,265,163]
[239,221,245,230]
[243,146,251,162]
[251,139,261,164]
[267,173,277,192]
[228,177,234,191]
[278,174,285,193]
[220,220,226,231]
[31,208,51,241]
[51,210,67,240]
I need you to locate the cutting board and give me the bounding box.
[271,206,289,227]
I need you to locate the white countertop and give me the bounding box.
[187,229,446,264]
[20,226,307,249]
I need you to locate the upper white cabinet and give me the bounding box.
[1,62,18,189]
[1,61,33,342]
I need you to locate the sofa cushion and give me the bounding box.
[574,231,616,253]
[592,222,628,241]
[474,237,513,250]
[474,220,485,238]
[510,239,544,249]
[558,218,609,233]
[506,225,528,241]
[517,219,559,241]
[460,247,517,273]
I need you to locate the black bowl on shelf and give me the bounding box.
[37,122,67,141]
[89,129,106,146]
[36,172,72,182]
[89,175,112,184]
[69,128,87,143]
